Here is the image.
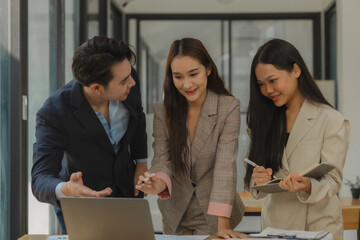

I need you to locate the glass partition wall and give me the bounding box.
[0,0,11,238]
[137,20,225,113]
[27,0,80,234]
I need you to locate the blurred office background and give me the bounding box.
[1,0,359,239]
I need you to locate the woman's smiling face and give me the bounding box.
[171,55,210,105]
[255,63,301,108]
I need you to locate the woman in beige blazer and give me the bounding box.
[136,38,246,238]
[244,39,350,239]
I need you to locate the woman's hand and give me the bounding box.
[135,171,167,195]
[279,173,312,193]
[217,216,248,239]
[251,166,273,186]
[217,228,248,239]
[134,162,148,196]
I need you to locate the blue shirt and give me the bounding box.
[95,100,130,154]
[55,100,146,199]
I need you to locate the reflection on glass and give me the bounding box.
[88,21,99,39]
[65,0,78,83]
[87,0,98,14]
[28,0,51,234]
[87,0,99,39]
[108,10,114,38]
[0,0,10,238]
[231,20,313,114]
[131,20,223,113]
[221,20,230,88]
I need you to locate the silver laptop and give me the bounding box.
[60,197,156,240]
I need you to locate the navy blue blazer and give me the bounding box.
[31,69,147,208]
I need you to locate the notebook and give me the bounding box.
[253,162,335,193]
[60,197,156,240]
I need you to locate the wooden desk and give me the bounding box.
[19,236,61,240]
[239,191,262,214]
[239,192,360,238]
[340,198,360,232]
[19,236,41,240]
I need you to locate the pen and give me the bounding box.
[141,173,156,184]
[244,158,278,179]
[244,157,259,167]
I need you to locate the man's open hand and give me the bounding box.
[61,172,112,197]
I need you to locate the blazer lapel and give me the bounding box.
[123,97,139,122]
[285,99,318,160]
[70,81,114,154]
[191,90,217,163]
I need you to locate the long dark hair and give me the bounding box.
[244,38,332,188]
[164,38,231,178]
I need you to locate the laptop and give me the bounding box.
[60,197,156,240]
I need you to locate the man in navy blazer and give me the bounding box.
[31,36,147,233]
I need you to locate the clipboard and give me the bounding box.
[253,162,335,193]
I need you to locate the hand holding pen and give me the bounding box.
[244,158,277,185]
[135,172,167,195]
[140,173,156,184]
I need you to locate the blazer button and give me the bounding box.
[192,182,196,187]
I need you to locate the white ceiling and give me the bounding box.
[111,0,333,67]
[113,0,334,14]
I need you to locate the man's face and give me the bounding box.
[102,59,136,101]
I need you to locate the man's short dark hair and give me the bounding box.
[72,36,136,87]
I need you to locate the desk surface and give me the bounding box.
[19,195,358,240]
[19,236,57,240]
[340,198,360,230]
[18,235,219,240]
[18,234,341,240]
[239,192,360,230]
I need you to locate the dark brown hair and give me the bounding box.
[72,36,136,87]
[164,38,231,177]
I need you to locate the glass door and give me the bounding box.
[27,0,78,234]
[28,0,52,234]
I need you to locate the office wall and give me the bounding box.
[322,0,334,9]
[337,0,360,197]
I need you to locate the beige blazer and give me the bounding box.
[250,99,350,239]
[150,90,245,234]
